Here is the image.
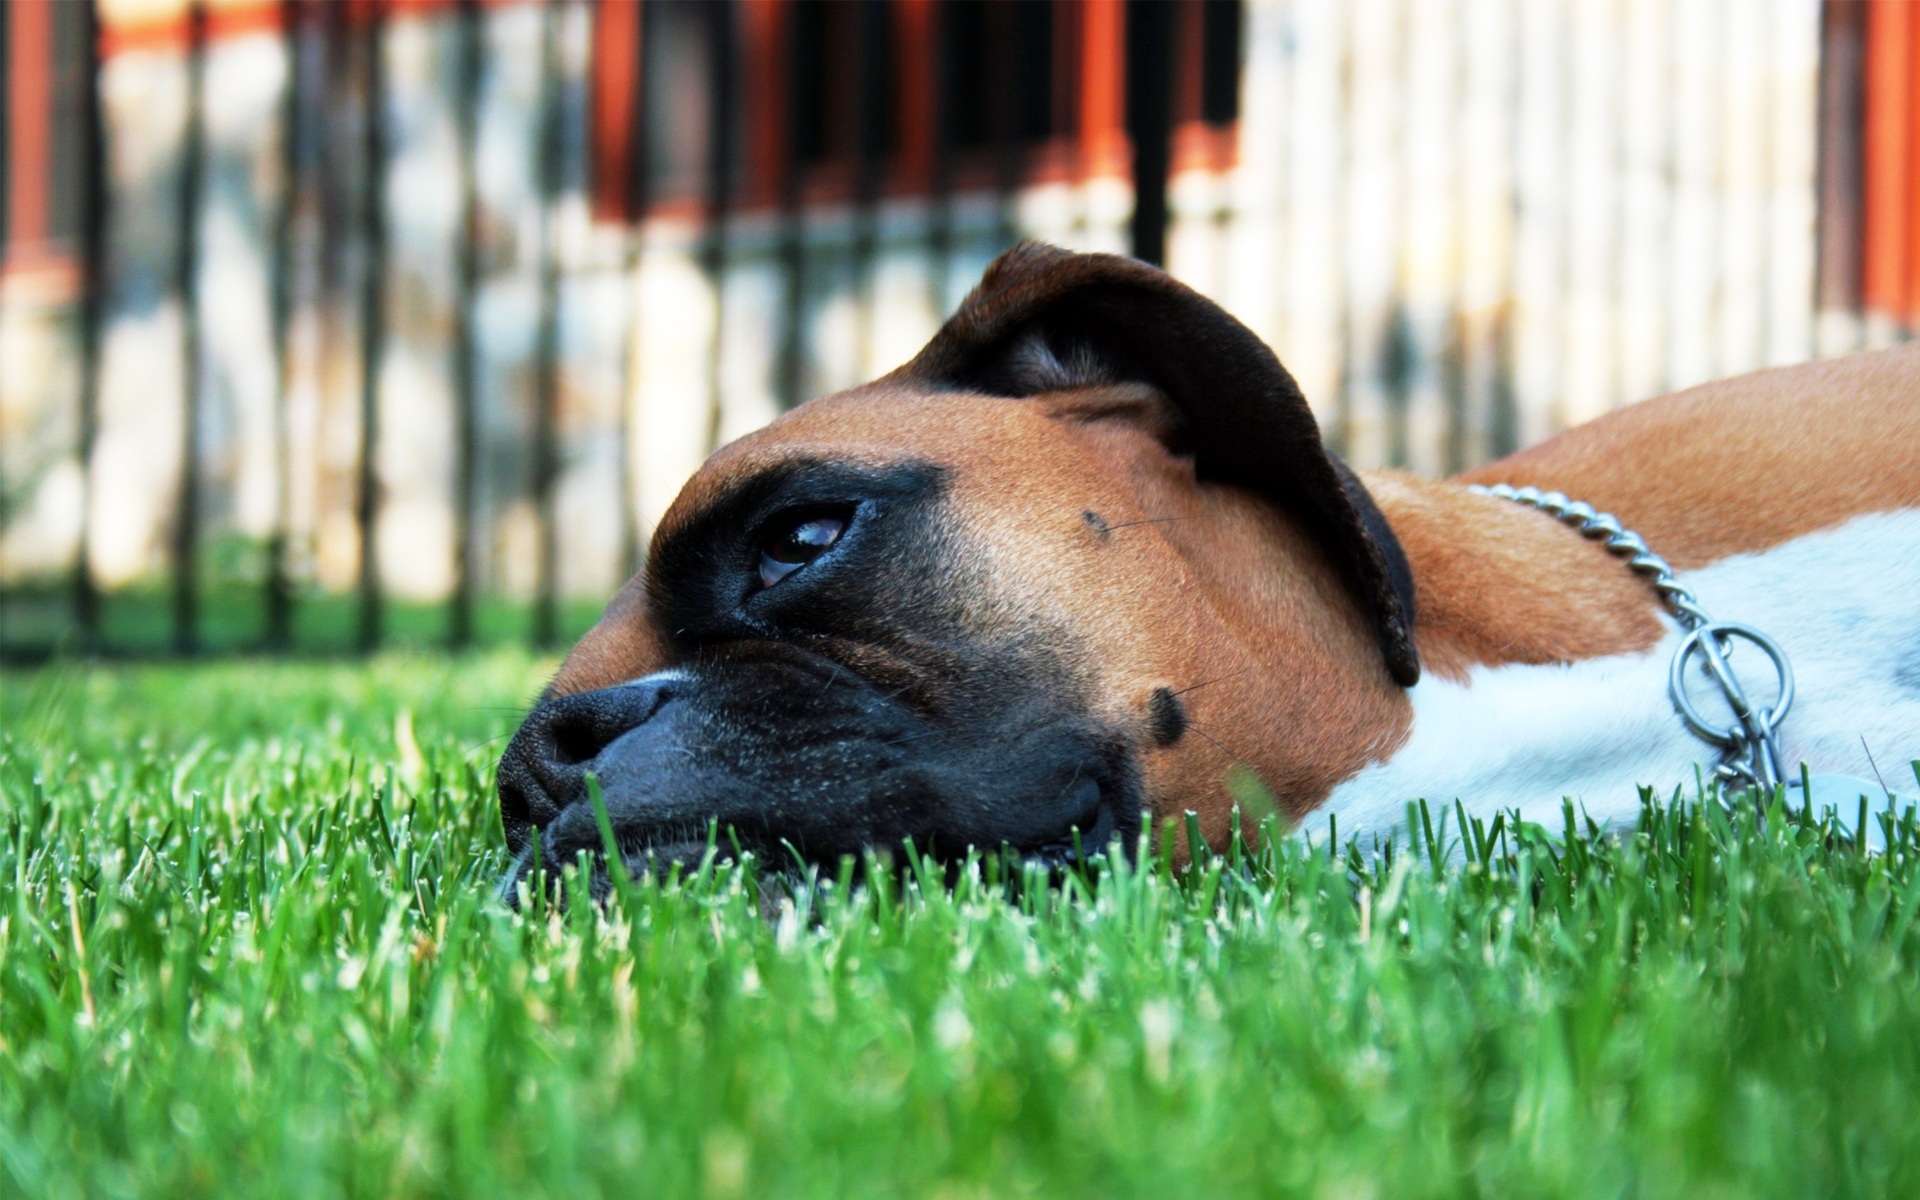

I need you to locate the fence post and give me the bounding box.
[613,0,647,583]
[356,0,386,653]
[1126,0,1174,266]
[776,0,806,411]
[849,0,885,381]
[702,0,737,455]
[1817,0,1867,353]
[449,0,482,648]
[172,0,208,655]
[265,0,306,651]
[530,0,565,649]
[73,0,108,651]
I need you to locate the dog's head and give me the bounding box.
[496,244,1416,894]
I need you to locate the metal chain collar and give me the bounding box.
[1468,483,1796,795]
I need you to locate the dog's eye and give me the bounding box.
[758,514,847,589]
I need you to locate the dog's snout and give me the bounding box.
[496,677,679,851]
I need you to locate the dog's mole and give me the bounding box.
[1083,510,1110,539]
[1148,687,1187,746]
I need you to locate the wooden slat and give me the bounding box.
[265,0,307,650]
[173,0,208,654]
[1077,0,1130,256]
[701,0,737,450]
[1665,0,1720,391]
[73,0,109,645]
[529,0,563,648]
[1454,0,1514,463]
[5,0,54,254]
[1219,0,1287,352]
[1508,0,1565,448]
[631,223,717,541]
[1765,0,1819,367]
[1339,0,1400,467]
[354,0,384,651]
[588,0,641,222]
[845,0,882,380]
[1560,0,1619,430]
[1715,0,1767,378]
[1283,0,1344,430]
[1616,0,1671,409]
[1126,0,1174,265]
[1397,0,1457,474]
[1861,0,1910,329]
[1814,0,1866,356]
[447,0,481,647]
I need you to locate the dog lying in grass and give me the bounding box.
[496,242,1920,894]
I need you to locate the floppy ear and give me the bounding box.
[890,241,1419,686]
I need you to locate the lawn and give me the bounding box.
[3,653,1919,1199]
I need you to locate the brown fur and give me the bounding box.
[1456,345,1920,567]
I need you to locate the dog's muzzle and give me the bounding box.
[494,658,1137,905]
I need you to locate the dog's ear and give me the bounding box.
[891,241,1419,686]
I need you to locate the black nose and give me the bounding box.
[495,678,678,853]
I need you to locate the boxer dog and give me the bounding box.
[496,242,1920,895]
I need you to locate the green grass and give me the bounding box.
[4,655,1920,1198]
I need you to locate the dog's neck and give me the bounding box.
[1362,473,1669,681]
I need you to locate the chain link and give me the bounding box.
[1469,483,1795,796]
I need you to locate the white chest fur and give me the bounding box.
[1313,509,1920,839]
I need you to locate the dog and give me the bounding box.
[496,242,1920,893]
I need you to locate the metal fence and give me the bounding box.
[0,0,1887,661]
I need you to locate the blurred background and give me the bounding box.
[0,0,1903,660]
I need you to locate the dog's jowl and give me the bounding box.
[496,242,1920,896]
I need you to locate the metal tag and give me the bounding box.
[1783,773,1904,853]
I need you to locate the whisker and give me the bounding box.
[1101,515,1195,533]
[1171,668,1252,698]
[1185,725,1246,764]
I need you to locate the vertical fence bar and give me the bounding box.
[1815,0,1866,355]
[1560,0,1618,429]
[1615,0,1670,414]
[1281,0,1345,432]
[1509,0,1565,450]
[928,0,955,311]
[1341,0,1401,466]
[614,0,647,581]
[530,0,564,648]
[1861,0,1911,338]
[448,0,482,647]
[1455,0,1515,465]
[356,0,386,653]
[776,0,806,410]
[702,0,736,454]
[72,0,106,649]
[850,0,889,377]
[265,0,304,650]
[315,0,349,621]
[1667,0,1723,390]
[1126,0,1174,266]
[172,1,208,655]
[1395,0,1455,474]
[1762,0,1819,368]
[983,3,1015,254]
